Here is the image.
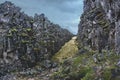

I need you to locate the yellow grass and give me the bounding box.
[52,36,78,62]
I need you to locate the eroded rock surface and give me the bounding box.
[0,1,73,77]
[77,0,120,54]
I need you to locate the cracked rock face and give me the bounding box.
[0,1,73,70]
[77,0,120,54]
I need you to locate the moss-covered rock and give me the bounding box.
[51,48,120,80]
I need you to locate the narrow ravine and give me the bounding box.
[1,0,120,80]
[8,36,78,80]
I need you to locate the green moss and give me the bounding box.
[21,33,28,37]
[73,55,85,66]
[26,28,32,32]
[96,13,103,18]
[51,67,67,79]
[81,70,94,80]
[102,69,112,80]
[104,23,109,27]
[98,20,107,25]
[7,33,12,37]
[11,28,17,32]
[33,48,40,51]
[21,40,29,44]
[30,20,34,23]
[88,8,98,14]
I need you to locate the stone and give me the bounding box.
[42,60,52,69]
[52,62,58,68]
[117,60,120,67]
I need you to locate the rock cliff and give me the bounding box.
[77,0,120,54]
[0,1,73,71]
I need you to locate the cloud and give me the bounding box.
[0,0,83,34]
[41,0,83,14]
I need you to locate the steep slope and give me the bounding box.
[52,36,78,62]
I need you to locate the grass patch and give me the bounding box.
[52,36,78,62]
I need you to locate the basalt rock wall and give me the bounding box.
[0,1,73,68]
[77,0,120,54]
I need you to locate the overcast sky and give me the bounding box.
[0,0,83,34]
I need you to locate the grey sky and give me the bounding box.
[0,0,83,34]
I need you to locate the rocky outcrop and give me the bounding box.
[77,0,120,54]
[0,1,73,70]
